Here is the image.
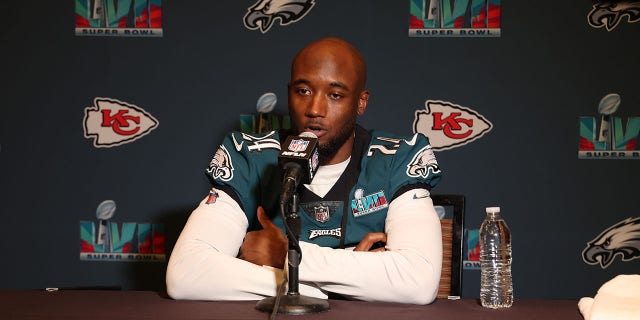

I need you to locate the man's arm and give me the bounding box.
[298,189,443,304]
[165,189,326,300]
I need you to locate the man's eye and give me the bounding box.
[329,93,343,100]
[298,88,311,95]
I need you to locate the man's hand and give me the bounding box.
[238,206,288,269]
[354,232,387,252]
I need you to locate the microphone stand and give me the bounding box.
[256,192,330,315]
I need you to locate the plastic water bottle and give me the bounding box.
[479,206,513,308]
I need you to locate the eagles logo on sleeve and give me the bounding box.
[243,0,316,33]
[406,145,440,178]
[206,145,234,181]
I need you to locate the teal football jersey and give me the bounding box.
[206,125,442,248]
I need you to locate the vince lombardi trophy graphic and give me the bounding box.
[256,92,277,133]
[96,200,116,253]
[89,0,107,27]
[427,0,441,27]
[353,189,365,213]
[597,93,621,150]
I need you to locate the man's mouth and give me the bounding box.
[303,125,326,138]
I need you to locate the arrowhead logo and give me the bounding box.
[413,100,493,151]
[83,98,159,148]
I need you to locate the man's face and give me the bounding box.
[288,46,368,163]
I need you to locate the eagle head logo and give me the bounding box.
[582,217,640,268]
[587,1,640,31]
[406,145,441,179]
[206,145,234,181]
[243,0,316,33]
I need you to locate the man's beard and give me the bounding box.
[318,118,355,160]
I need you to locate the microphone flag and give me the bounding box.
[278,132,319,186]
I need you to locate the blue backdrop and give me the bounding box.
[1,0,638,299]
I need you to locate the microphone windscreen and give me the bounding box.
[278,133,319,185]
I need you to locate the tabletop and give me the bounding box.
[0,290,583,320]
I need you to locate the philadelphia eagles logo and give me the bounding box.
[406,145,440,178]
[582,217,640,268]
[206,145,234,181]
[243,0,316,33]
[588,1,640,31]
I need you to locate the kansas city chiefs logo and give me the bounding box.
[244,0,316,33]
[413,100,493,151]
[83,98,159,148]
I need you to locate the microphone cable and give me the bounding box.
[269,195,303,319]
[269,270,287,320]
[280,200,302,261]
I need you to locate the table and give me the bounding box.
[0,290,583,320]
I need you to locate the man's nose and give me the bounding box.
[305,95,327,117]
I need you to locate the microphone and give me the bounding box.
[278,132,319,203]
[256,131,330,315]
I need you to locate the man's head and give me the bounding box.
[288,37,370,165]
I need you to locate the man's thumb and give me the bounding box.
[256,206,275,229]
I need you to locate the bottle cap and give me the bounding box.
[485,207,500,213]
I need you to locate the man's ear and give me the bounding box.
[357,90,370,115]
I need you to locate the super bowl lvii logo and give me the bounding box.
[75,0,163,37]
[409,0,501,37]
[578,93,640,159]
[80,200,165,262]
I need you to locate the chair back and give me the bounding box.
[431,194,465,298]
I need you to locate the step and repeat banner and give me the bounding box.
[1,1,638,299]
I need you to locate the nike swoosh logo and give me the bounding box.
[232,133,244,151]
[413,192,430,199]
[405,134,418,146]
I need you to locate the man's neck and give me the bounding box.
[321,132,356,166]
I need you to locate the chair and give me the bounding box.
[431,194,465,298]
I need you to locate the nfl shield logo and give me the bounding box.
[289,139,309,152]
[314,205,330,223]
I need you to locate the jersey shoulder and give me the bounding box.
[205,130,283,220]
[365,130,442,188]
[206,130,282,183]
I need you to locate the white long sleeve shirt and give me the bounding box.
[166,159,442,304]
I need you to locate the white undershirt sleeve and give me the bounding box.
[166,190,327,300]
[166,186,441,303]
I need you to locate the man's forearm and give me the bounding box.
[166,191,326,301]
[297,190,443,304]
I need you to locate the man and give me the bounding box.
[166,37,443,304]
